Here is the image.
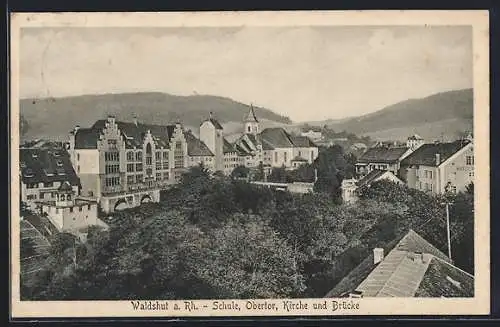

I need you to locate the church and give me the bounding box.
[199,105,319,174]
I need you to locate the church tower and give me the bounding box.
[244,104,259,135]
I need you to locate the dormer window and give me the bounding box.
[23,169,34,178]
[44,169,55,177]
[56,160,63,167]
[53,152,60,157]
[20,162,26,168]
[32,153,38,159]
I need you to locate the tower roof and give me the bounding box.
[244,105,259,123]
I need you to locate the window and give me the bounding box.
[136,174,143,183]
[247,126,251,133]
[26,183,37,189]
[155,152,161,161]
[70,207,73,213]
[469,171,474,177]
[163,161,169,170]
[311,151,314,162]
[127,175,134,184]
[135,152,142,161]
[56,208,59,214]
[105,152,119,161]
[27,194,35,200]
[79,206,82,212]
[88,204,91,210]
[298,151,302,157]
[108,139,117,146]
[136,163,143,171]
[105,177,121,187]
[284,152,287,162]
[44,182,54,188]
[156,173,162,180]
[105,164,120,174]
[146,168,153,176]
[67,195,71,201]
[174,141,184,168]
[77,165,80,173]
[466,156,474,165]
[56,160,63,167]
[127,163,134,173]
[77,153,80,161]
[127,151,134,161]
[274,152,278,163]
[146,157,152,165]
[163,152,168,159]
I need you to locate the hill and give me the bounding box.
[19,92,292,141]
[308,89,473,141]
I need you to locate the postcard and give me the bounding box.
[10,10,490,318]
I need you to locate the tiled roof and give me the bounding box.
[184,131,214,157]
[234,143,251,157]
[324,230,467,298]
[74,119,176,149]
[223,138,236,154]
[20,148,80,186]
[357,146,409,164]
[401,140,471,167]
[356,169,387,188]
[290,135,317,147]
[260,128,295,148]
[261,139,275,150]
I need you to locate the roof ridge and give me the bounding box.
[431,255,474,279]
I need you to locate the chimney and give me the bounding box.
[373,248,384,265]
[74,125,80,134]
[435,153,441,166]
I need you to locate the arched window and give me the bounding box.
[146,143,152,154]
[60,194,65,201]
[247,125,251,133]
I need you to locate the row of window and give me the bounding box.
[466,155,474,166]
[105,164,120,174]
[104,152,120,161]
[126,150,169,162]
[26,181,56,189]
[105,177,121,187]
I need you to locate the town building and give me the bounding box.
[20,147,80,210]
[325,230,474,298]
[301,129,323,142]
[38,181,105,237]
[68,116,215,213]
[232,106,319,170]
[400,139,474,194]
[407,134,425,151]
[341,169,404,203]
[355,145,412,177]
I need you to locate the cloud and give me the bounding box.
[19,26,472,122]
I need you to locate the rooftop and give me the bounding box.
[325,230,473,298]
[244,105,259,123]
[357,146,409,164]
[20,148,80,186]
[184,131,214,157]
[401,140,472,167]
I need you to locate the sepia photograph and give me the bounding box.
[10,11,490,317]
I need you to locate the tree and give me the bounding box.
[21,237,36,259]
[230,165,250,179]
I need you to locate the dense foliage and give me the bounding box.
[20,166,474,300]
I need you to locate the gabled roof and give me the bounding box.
[223,138,236,154]
[20,148,80,186]
[202,118,223,130]
[357,146,409,164]
[260,128,295,148]
[184,131,214,157]
[58,181,74,192]
[244,105,259,123]
[401,140,472,167]
[289,135,317,148]
[74,119,177,149]
[356,169,388,188]
[324,230,473,298]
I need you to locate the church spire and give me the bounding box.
[245,104,259,123]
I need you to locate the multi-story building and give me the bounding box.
[232,106,319,170]
[341,170,404,204]
[355,145,413,177]
[20,147,80,210]
[400,139,474,194]
[68,116,190,213]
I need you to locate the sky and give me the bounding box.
[19,26,472,122]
